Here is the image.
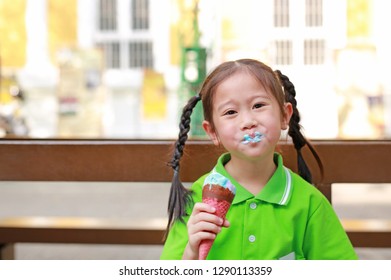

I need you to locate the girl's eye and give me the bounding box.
[223,110,236,116]
[253,103,264,109]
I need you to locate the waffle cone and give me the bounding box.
[198,184,234,260]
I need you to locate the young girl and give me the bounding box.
[161,59,357,260]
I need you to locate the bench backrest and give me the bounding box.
[1,139,390,203]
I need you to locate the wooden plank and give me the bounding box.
[347,232,391,248]
[1,217,390,247]
[0,244,15,260]
[1,139,390,184]
[0,140,177,182]
[342,219,391,248]
[0,217,166,245]
[279,140,391,184]
[0,227,165,245]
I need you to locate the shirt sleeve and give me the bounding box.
[303,196,358,260]
[160,175,205,260]
[160,217,190,260]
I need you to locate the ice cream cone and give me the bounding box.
[198,173,236,260]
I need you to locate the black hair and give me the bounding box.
[275,70,323,183]
[166,94,201,232]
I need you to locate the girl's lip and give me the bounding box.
[241,132,264,144]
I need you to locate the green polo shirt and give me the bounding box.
[161,153,358,260]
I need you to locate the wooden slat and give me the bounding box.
[0,217,166,245]
[1,139,391,184]
[0,244,15,260]
[1,217,390,247]
[342,219,391,247]
[347,232,391,247]
[0,140,178,182]
[0,228,165,245]
[279,140,391,184]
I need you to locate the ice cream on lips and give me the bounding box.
[199,172,236,260]
[241,131,264,144]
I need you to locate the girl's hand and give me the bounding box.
[182,202,230,260]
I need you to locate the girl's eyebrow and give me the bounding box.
[250,94,272,102]
[216,100,235,112]
[216,94,272,111]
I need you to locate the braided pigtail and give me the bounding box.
[166,94,202,232]
[275,70,323,184]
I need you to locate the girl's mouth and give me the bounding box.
[241,132,264,144]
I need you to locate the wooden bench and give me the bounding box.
[0,139,390,259]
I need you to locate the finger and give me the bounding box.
[196,231,217,241]
[189,220,222,235]
[192,202,217,215]
[189,203,224,227]
[190,231,217,246]
[191,211,224,227]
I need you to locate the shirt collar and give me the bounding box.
[213,153,293,206]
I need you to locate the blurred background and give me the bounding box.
[1,0,390,140]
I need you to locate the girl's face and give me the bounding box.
[203,71,292,161]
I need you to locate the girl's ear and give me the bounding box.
[282,102,293,130]
[202,120,220,146]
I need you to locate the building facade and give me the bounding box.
[1,0,389,138]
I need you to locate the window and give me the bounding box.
[272,0,327,66]
[129,41,153,68]
[274,0,290,27]
[132,0,149,30]
[99,0,117,31]
[305,0,323,27]
[274,40,292,65]
[98,42,120,69]
[304,39,325,65]
[97,0,153,69]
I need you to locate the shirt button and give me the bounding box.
[249,202,257,209]
[249,235,256,243]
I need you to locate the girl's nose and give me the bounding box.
[241,113,257,130]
